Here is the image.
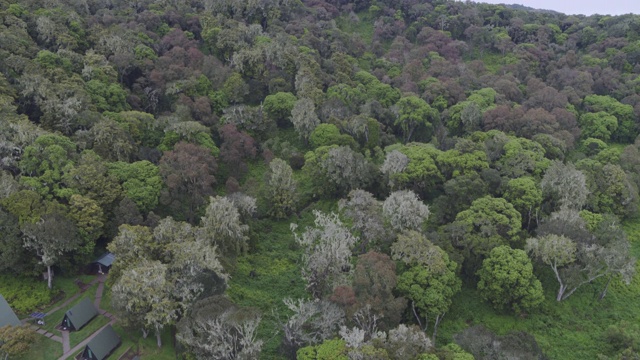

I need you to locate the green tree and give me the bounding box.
[393,143,444,196]
[109,161,162,213]
[396,247,461,342]
[263,92,297,126]
[477,246,544,313]
[0,325,37,359]
[450,196,522,267]
[504,177,542,227]
[436,148,489,180]
[68,194,104,257]
[579,111,618,141]
[309,124,356,149]
[583,95,635,142]
[64,151,122,211]
[22,213,81,289]
[394,96,439,143]
[19,134,77,199]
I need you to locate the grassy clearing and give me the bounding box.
[110,325,176,360]
[437,217,640,359]
[227,217,310,360]
[40,283,99,333]
[0,273,92,316]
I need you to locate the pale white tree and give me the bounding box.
[382,190,430,233]
[380,150,409,190]
[290,98,319,143]
[291,211,358,298]
[177,296,263,360]
[321,146,375,195]
[265,158,297,219]
[541,160,589,210]
[226,192,257,221]
[110,218,227,347]
[281,298,345,352]
[22,213,81,289]
[339,189,388,249]
[526,234,577,301]
[198,196,250,256]
[111,260,176,347]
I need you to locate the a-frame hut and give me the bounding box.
[81,325,120,360]
[60,297,98,331]
[93,252,115,274]
[0,294,21,328]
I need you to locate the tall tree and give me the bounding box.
[290,98,320,143]
[352,252,406,331]
[525,234,577,301]
[449,196,521,269]
[265,158,298,219]
[110,217,227,346]
[177,295,263,360]
[382,190,430,233]
[477,246,544,313]
[394,95,439,143]
[22,213,81,289]
[159,142,217,222]
[197,196,249,257]
[339,190,388,251]
[396,245,461,343]
[292,211,358,298]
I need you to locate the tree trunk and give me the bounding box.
[47,265,53,289]
[410,301,424,331]
[156,328,162,348]
[432,313,444,345]
[142,328,148,339]
[599,276,613,301]
[556,284,567,301]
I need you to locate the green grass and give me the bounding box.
[15,335,62,360]
[436,217,640,359]
[69,315,110,348]
[110,324,176,360]
[40,283,99,333]
[227,219,310,360]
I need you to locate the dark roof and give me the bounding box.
[0,294,21,328]
[64,298,98,330]
[85,325,120,360]
[94,252,115,267]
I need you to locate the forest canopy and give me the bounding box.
[1,0,640,359]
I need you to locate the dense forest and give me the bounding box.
[1,0,640,359]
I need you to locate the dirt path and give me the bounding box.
[57,319,117,360]
[28,274,116,360]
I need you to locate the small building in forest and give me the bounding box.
[93,252,115,274]
[61,298,98,331]
[0,294,21,328]
[81,325,120,360]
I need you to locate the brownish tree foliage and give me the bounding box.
[159,142,217,222]
[352,251,407,331]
